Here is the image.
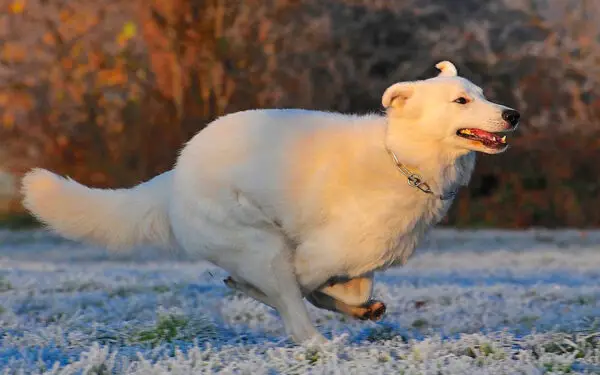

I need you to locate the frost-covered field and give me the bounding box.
[0,229,599,374]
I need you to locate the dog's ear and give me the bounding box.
[381,82,414,109]
[435,61,458,77]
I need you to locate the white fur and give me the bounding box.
[21,169,173,250]
[21,61,518,344]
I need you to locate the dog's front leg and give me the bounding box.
[306,274,386,321]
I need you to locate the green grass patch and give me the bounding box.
[135,314,189,345]
[130,313,217,347]
[573,295,596,305]
[0,213,40,230]
[54,281,103,293]
[412,318,429,329]
[151,285,171,293]
[108,284,174,298]
[364,325,406,343]
[518,315,540,327]
[108,286,145,298]
[0,276,12,292]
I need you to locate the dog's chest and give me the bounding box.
[341,191,454,277]
[371,156,475,269]
[386,195,453,265]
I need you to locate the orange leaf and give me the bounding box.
[1,43,27,63]
[61,58,74,70]
[42,32,54,45]
[56,135,69,147]
[59,9,71,22]
[2,112,15,129]
[97,69,127,86]
[9,0,25,14]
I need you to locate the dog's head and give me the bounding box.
[382,61,519,155]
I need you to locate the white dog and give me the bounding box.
[21,61,519,344]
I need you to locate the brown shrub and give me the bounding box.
[1,0,599,227]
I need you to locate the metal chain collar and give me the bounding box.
[386,148,458,201]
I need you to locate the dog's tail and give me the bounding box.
[21,168,173,250]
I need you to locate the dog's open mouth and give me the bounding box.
[456,128,508,149]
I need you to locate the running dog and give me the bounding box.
[21,61,520,344]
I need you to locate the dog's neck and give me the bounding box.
[383,119,476,194]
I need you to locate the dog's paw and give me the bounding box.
[223,276,237,289]
[357,300,386,321]
[301,333,329,347]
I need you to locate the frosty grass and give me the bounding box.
[0,229,599,374]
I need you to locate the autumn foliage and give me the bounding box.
[1,0,600,228]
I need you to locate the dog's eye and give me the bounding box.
[454,97,469,104]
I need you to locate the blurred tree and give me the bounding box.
[2,0,600,227]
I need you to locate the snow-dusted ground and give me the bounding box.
[0,229,599,374]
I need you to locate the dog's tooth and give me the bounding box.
[501,135,507,143]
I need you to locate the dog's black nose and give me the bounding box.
[502,109,520,127]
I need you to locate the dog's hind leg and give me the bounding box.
[224,276,275,309]
[226,274,386,321]
[220,227,325,345]
[320,273,374,306]
[307,292,387,321]
[306,274,386,321]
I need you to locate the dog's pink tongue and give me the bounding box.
[471,129,499,142]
